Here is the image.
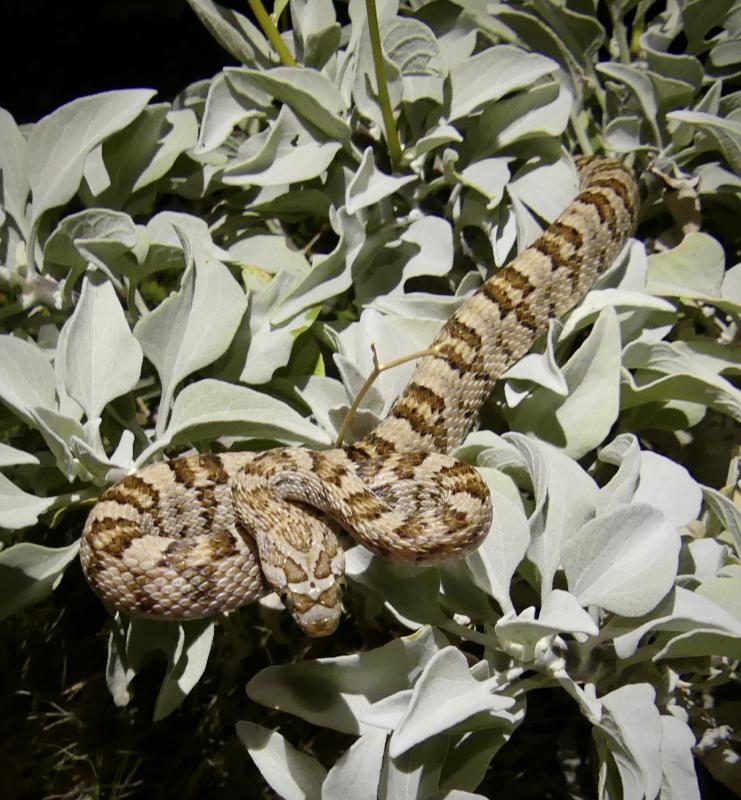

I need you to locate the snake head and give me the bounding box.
[279,533,345,637]
[284,581,343,637]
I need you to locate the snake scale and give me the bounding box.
[80,156,639,636]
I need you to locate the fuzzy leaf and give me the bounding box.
[0,541,77,618]
[59,276,143,420]
[563,504,679,617]
[26,89,155,235]
[134,227,247,436]
[449,45,557,121]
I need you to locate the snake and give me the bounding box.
[80,156,639,636]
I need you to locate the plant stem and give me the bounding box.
[247,0,297,66]
[365,0,403,171]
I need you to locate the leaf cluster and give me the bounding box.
[1,1,740,798]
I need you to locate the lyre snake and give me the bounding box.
[80,156,639,636]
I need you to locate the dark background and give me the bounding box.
[1,0,246,124]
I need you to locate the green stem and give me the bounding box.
[365,0,403,171]
[247,0,297,66]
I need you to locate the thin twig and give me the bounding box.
[335,343,440,447]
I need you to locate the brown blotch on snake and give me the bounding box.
[80,157,639,636]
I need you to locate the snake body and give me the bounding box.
[80,156,639,636]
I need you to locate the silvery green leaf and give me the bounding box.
[186,0,273,67]
[230,233,311,278]
[655,627,741,660]
[134,108,198,193]
[345,545,450,631]
[345,147,416,215]
[458,158,511,207]
[152,619,214,721]
[696,565,741,620]
[388,647,516,758]
[229,228,311,276]
[598,434,702,528]
[722,262,741,303]
[0,334,57,425]
[597,433,642,512]
[290,0,340,69]
[381,16,445,104]
[701,486,741,558]
[59,276,143,421]
[156,378,331,458]
[478,81,572,150]
[508,157,578,227]
[134,227,247,437]
[667,110,741,173]
[246,627,448,734]
[0,474,56,530]
[448,45,557,121]
[495,590,598,661]
[658,715,701,800]
[632,451,702,528]
[596,62,662,146]
[437,721,523,795]
[71,427,134,484]
[685,539,727,583]
[143,210,232,267]
[647,232,725,299]
[509,307,622,458]
[621,340,741,421]
[321,729,386,800]
[400,216,454,280]
[293,375,350,440]
[503,319,568,406]
[558,288,675,343]
[105,617,215,718]
[404,124,463,166]
[490,202,518,266]
[349,4,403,135]
[603,114,647,153]
[225,66,351,145]
[489,2,604,95]
[373,290,463,322]
[428,791,488,800]
[360,689,413,732]
[86,104,198,209]
[0,107,30,236]
[195,73,263,154]
[83,144,111,197]
[611,587,741,659]
[222,105,342,186]
[0,443,39,468]
[237,721,326,800]
[270,207,359,324]
[563,504,679,617]
[32,407,86,480]
[381,738,447,800]
[43,208,139,284]
[594,683,663,800]
[240,272,318,384]
[25,89,155,239]
[0,540,76,617]
[501,433,597,597]
[465,479,529,614]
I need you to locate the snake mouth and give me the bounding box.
[283,587,342,637]
[302,614,340,637]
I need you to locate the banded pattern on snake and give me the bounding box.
[80,156,639,636]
